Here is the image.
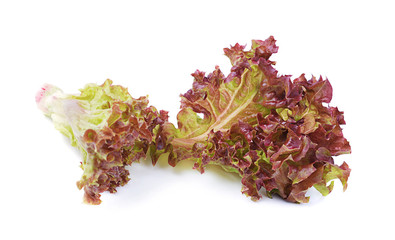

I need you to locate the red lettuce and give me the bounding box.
[37,36,351,204]
[163,36,351,203]
[36,80,169,204]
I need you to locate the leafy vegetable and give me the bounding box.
[37,36,351,204]
[162,36,351,203]
[36,80,168,204]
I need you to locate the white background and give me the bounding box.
[1,0,394,239]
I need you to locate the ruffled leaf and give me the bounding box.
[37,79,168,204]
[165,36,351,203]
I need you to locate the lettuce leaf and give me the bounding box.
[36,80,168,204]
[163,36,351,203]
[37,36,351,204]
